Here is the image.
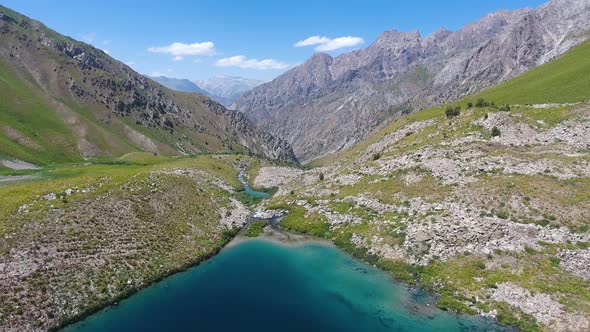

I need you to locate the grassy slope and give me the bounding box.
[470,39,590,105]
[0,59,80,164]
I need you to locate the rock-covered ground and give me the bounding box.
[0,155,253,331]
[257,102,590,332]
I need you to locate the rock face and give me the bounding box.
[0,5,296,163]
[233,0,590,162]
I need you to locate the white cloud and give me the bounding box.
[172,55,184,61]
[294,35,330,47]
[294,35,364,52]
[215,55,289,70]
[101,49,110,55]
[148,42,215,56]
[125,61,135,66]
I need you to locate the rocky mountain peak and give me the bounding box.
[374,29,421,48]
[233,0,590,162]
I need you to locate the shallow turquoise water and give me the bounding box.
[240,171,270,198]
[63,239,508,332]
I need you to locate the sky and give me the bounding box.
[1,0,547,81]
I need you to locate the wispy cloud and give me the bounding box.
[215,55,288,70]
[172,55,184,61]
[150,69,173,77]
[148,42,215,56]
[80,32,97,44]
[294,35,364,51]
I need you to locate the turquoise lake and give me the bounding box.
[63,239,509,332]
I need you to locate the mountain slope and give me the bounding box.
[254,38,590,332]
[0,6,297,165]
[234,0,590,163]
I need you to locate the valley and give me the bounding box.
[0,1,589,331]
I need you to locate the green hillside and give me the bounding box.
[473,39,590,105]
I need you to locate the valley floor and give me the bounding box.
[0,102,588,332]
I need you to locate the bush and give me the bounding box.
[319,172,324,181]
[475,98,493,108]
[445,106,460,118]
[372,152,381,161]
[491,126,501,137]
[499,104,511,112]
[467,102,473,108]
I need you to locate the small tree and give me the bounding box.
[491,126,501,137]
[445,106,460,118]
[372,152,381,161]
[467,102,473,108]
[319,172,324,181]
[498,104,511,112]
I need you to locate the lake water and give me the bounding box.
[63,239,508,332]
[239,168,270,198]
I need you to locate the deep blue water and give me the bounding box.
[63,239,508,332]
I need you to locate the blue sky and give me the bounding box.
[1,0,546,81]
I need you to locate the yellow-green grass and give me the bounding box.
[0,154,248,237]
[472,39,590,105]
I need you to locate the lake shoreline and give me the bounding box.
[51,228,240,332]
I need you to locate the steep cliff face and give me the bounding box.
[0,5,297,164]
[234,0,590,162]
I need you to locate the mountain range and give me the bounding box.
[149,75,264,107]
[0,5,296,165]
[233,0,590,162]
[198,75,265,106]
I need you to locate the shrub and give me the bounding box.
[319,172,324,181]
[372,152,381,161]
[445,106,460,118]
[467,102,473,108]
[496,210,509,219]
[491,126,501,137]
[475,98,485,107]
[499,104,511,112]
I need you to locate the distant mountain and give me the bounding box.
[0,5,297,164]
[234,0,590,162]
[148,75,208,94]
[198,75,265,107]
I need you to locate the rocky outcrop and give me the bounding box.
[234,0,590,162]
